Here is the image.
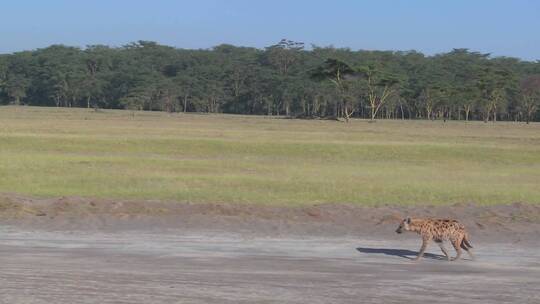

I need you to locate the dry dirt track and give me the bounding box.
[1,227,539,304]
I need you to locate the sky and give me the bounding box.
[1,0,539,61]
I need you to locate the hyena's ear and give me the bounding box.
[406,217,411,224]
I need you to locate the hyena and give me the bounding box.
[395,217,474,261]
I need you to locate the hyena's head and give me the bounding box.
[395,217,412,234]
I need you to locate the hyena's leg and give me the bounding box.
[436,241,451,261]
[460,241,475,260]
[450,237,463,261]
[414,236,431,261]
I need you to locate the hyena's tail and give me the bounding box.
[462,233,473,249]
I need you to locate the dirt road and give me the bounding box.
[1,227,538,304]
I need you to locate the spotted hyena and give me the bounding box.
[395,217,474,261]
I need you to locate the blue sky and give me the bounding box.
[1,0,539,60]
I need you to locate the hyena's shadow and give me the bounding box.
[356,247,446,260]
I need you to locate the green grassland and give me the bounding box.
[1,106,539,205]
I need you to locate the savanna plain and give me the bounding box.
[1,106,539,304]
[1,106,539,205]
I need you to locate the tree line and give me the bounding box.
[1,40,539,123]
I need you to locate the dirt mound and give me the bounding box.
[1,193,539,242]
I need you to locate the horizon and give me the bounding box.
[1,0,539,61]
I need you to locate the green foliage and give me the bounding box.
[520,75,540,123]
[0,42,539,122]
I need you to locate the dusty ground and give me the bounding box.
[1,194,540,303]
[1,229,539,304]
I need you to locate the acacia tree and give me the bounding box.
[292,77,320,117]
[33,45,87,107]
[476,65,513,122]
[460,86,481,121]
[437,49,489,121]
[174,74,195,113]
[264,39,305,116]
[82,45,112,108]
[419,87,444,120]
[3,53,31,105]
[487,87,507,122]
[0,56,7,102]
[155,77,180,113]
[5,74,30,105]
[265,39,304,75]
[311,58,355,121]
[413,56,450,120]
[214,45,259,105]
[356,64,400,121]
[520,75,540,124]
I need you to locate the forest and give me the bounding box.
[1,40,539,122]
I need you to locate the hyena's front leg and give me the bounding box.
[414,236,431,261]
[436,241,451,261]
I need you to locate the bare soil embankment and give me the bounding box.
[2,193,540,243]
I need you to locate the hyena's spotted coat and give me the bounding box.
[395,217,474,261]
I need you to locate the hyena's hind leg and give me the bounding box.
[450,237,463,261]
[435,240,451,261]
[460,239,475,260]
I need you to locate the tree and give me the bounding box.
[0,56,7,103]
[264,39,304,76]
[263,39,305,116]
[81,45,113,108]
[435,49,488,121]
[5,74,30,105]
[3,52,32,105]
[0,41,538,123]
[520,75,540,124]
[476,64,513,122]
[32,45,87,107]
[311,58,355,121]
[356,64,400,121]
[174,74,196,113]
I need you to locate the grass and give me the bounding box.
[1,106,539,206]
